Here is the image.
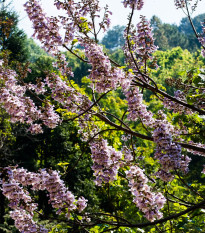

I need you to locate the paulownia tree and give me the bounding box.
[0,0,205,232]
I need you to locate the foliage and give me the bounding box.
[26,38,47,63]
[0,3,29,62]
[179,13,205,35]
[0,0,205,233]
[151,16,190,51]
[101,25,126,50]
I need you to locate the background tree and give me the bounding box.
[0,2,29,62]
[101,25,126,50]
[179,13,205,35]
[150,16,192,51]
[26,38,47,63]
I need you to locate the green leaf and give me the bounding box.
[57,162,69,167]
[71,39,78,45]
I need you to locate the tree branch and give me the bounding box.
[80,200,205,228]
[95,112,205,154]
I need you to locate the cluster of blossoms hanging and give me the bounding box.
[123,14,158,86]
[125,86,154,125]
[24,0,63,53]
[126,166,166,221]
[90,139,122,186]
[1,167,87,232]
[122,0,144,10]
[0,60,62,133]
[82,39,126,93]
[0,62,42,129]
[135,15,158,65]
[0,0,205,232]
[125,86,191,181]
[153,112,191,181]
[174,0,186,8]
[199,20,205,57]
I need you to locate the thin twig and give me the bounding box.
[63,44,88,63]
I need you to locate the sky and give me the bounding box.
[9,0,205,39]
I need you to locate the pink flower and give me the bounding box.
[126,166,166,221]
[122,0,144,10]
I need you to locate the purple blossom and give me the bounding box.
[199,21,205,57]
[125,86,154,126]
[125,86,191,180]
[126,166,166,221]
[24,0,63,53]
[153,112,191,180]
[1,167,87,233]
[41,102,61,128]
[124,15,158,74]
[0,64,42,126]
[122,0,144,10]
[10,209,48,233]
[90,139,122,186]
[82,40,125,93]
[174,0,186,9]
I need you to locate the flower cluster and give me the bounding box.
[122,0,144,10]
[0,63,41,126]
[136,16,158,62]
[121,72,133,91]
[121,145,133,162]
[24,0,63,53]
[0,61,63,133]
[126,166,166,222]
[54,0,111,40]
[78,114,99,141]
[124,15,158,73]
[174,0,186,8]
[199,21,205,57]
[53,53,74,77]
[90,139,122,186]
[10,209,48,233]
[54,0,94,42]
[153,113,191,181]
[45,73,90,115]
[2,178,36,212]
[52,0,77,43]
[83,41,125,93]
[1,167,87,232]
[125,86,191,181]
[28,124,44,134]
[42,170,78,217]
[163,90,193,114]
[27,78,46,95]
[99,5,112,31]
[41,101,61,129]
[2,167,47,233]
[125,86,154,126]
